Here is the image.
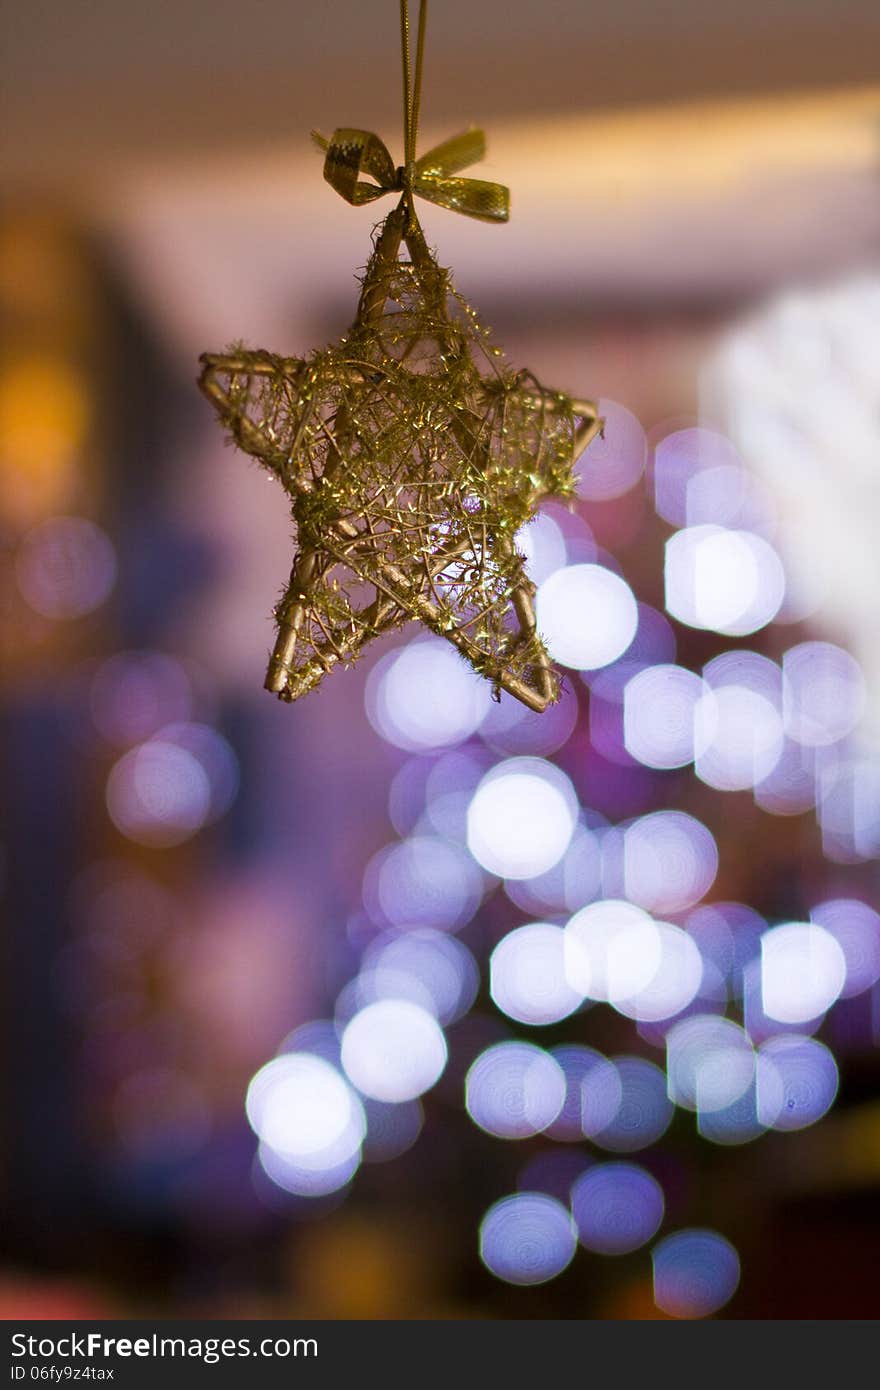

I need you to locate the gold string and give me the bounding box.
[400,1,413,168]
[400,0,429,220]
[410,0,428,169]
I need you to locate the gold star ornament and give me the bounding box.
[198,4,601,713]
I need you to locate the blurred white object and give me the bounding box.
[705,273,880,737]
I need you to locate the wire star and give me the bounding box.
[199,207,600,711]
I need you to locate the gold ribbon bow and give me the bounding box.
[312,127,510,224]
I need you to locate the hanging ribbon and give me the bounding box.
[311,126,509,223]
[311,2,508,224]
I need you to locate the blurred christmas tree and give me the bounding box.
[246,276,880,1317]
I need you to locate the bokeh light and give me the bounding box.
[614,921,703,1023]
[558,822,605,911]
[490,922,582,1026]
[504,820,603,918]
[666,1015,755,1113]
[576,398,646,502]
[387,756,435,837]
[809,898,880,997]
[756,1035,839,1131]
[0,356,88,524]
[623,811,718,914]
[760,922,847,1023]
[246,1054,365,1175]
[665,525,785,636]
[362,929,479,1025]
[754,737,819,816]
[818,757,880,862]
[621,603,678,669]
[742,958,816,1045]
[479,684,579,757]
[366,638,491,752]
[363,835,484,930]
[159,722,239,824]
[545,1045,622,1142]
[515,510,567,584]
[623,664,710,769]
[684,904,736,1001]
[420,749,489,841]
[591,1056,674,1153]
[571,1162,665,1255]
[689,901,765,998]
[257,1141,360,1198]
[479,1193,577,1286]
[278,1019,342,1067]
[782,641,866,747]
[652,1229,740,1318]
[586,665,637,766]
[685,462,774,532]
[467,758,577,879]
[105,739,212,848]
[696,1079,767,1147]
[695,686,784,792]
[340,1000,447,1102]
[535,564,639,670]
[16,515,117,619]
[654,428,742,528]
[465,1042,566,1139]
[564,900,661,1004]
[703,647,781,702]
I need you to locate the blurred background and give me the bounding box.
[2,0,879,1320]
